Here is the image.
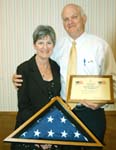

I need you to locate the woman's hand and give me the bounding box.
[35,144,52,150]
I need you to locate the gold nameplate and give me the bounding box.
[67,75,114,104]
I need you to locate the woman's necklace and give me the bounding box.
[36,56,52,80]
[41,64,49,78]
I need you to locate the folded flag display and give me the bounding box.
[4,96,103,147]
[20,106,88,141]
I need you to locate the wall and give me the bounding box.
[0,0,116,111]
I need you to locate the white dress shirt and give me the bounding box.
[52,32,116,101]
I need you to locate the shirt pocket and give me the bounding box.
[82,58,101,75]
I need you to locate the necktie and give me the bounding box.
[66,41,77,93]
[66,41,77,109]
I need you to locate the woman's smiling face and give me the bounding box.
[34,35,54,59]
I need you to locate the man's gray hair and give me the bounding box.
[61,3,86,18]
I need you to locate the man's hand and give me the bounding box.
[80,100,106,110]
[12,74,23,89]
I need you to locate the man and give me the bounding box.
[12,3,116,150]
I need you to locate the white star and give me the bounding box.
[71,123,76,127]
[84,136,88,141]
[60,116,66,123]
[48,129,54,137]
[22,131,27,137]
[61,130,68,138]
[34,129,41,137]
[47,116,54,123]
[74,130,80,138]
[37,119,40,123]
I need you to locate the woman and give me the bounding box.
[11,25,61,150]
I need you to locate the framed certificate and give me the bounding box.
[67,75,114,104]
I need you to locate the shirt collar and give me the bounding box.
[67,32,87,44]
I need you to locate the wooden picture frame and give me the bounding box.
[67,75,114,104]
